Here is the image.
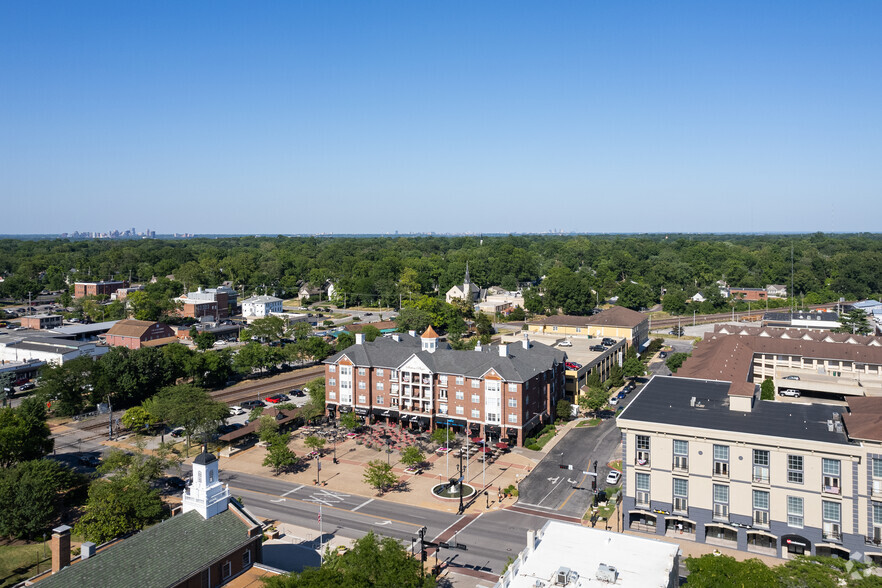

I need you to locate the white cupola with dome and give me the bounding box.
[421,326,440,353]
[182,449,231,519]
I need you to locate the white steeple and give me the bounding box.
[182,449,230,519]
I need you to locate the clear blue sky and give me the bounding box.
[2,1,880,235]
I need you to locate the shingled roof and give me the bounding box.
[104,319,158,339]
[325,332,565,383]
[36,504,258,588]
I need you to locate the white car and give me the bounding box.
[229,406,246,416]
[779,389,801,398]
[605,470,622,485]
[557,340,573,347]
[783,375,800,381]
[608,396,619,406]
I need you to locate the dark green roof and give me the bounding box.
[38,507,255,588]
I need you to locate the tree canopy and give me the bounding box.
[0,397,54,468]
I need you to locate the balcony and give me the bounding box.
[822,527,842,543]
[753,466,770,485]
[636,452,650,467]
[822,484,841,495]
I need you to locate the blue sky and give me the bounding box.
[2,1,880,235]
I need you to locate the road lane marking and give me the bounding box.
[282,484,304,497]
[536,477,564,506]
[229,485,427,530]
[557,472,589,511]
[270,498,286,503]
[351,498,374,512]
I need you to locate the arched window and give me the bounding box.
[197,471,203,484]
[209,470,214,483]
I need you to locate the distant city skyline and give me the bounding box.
[2,2,881,235]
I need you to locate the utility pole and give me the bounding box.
[107,396,113,440]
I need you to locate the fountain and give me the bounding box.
[431,478,476,501]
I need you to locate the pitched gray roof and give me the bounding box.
[37,507,255,588]
[325,334,565,383]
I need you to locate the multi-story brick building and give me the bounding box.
[20,314,63,330]
[73,280,127,299]
[176,286,237,319]
[323,328,566,445]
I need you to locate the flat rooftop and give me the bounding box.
[618,375,852,446]
[497,520,679,588]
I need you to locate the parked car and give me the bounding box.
[602,338,616,346]
[605,470,622,485]
[617,391,627,400]
[557,340,573,347]
[290,389,306,397]
[779,389,801,398]
[608,396,619,406]
[783,375,800,381]
[170,427,185,438]
[240,399,265,409]
[659,351,668,359]
[229,405,245,416]
[266,393,289,404]
[18,382,36,391]
[565,361,582,370]
[164,476,188,490]
[78,455,101,467]
[589,345,606,352]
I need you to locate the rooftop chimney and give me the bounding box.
[355,333,365,345]
[392,334,401,342]
[51,525,72,573]
[522,333,530,349]
[80,542,96,560]
[499,344,509,357]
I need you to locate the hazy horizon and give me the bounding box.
[3,2,881,235]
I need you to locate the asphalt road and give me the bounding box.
[515,416,624,519]
[219,471,547,577]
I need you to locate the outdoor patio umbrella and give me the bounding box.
[494,442,509,450]
[479,446,493,453]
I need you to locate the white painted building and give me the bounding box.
[0,334,107,365]
[495,520,680,588]
[241,295,283,319]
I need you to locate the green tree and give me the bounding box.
[508,306,526,321]
[363,459,398,493]
[304,377,325,410]
[304,435,326,454]
[37,355,95,416]
[579,388,608,414]
[122,406,157,432]
[395,306,431,333]
[264,531,433,588]
[336,331,355,350]
[193,331,216,351]
[399,445,425,468]
[556,399,573,420]
[75,474,166,544]
[605,363,624,389]
[431,427,451,446]
[241,315,288,342]
[665,352,691,373]
[233,341,268,374]
[263,433,298,475]
[0,397,54,468]
[684,554,777,587]
[586,369,602,389]
[98,447,167,483]
[0,459,84,540]
[257,415,280,442]
[361,324,382,342]
[622,356,645,378]
[835,308,872,335]
[662,289,687,315]
[475,312,494,339]
[339,411,358,431]
[144,384,229,454]
[761,378,775,401]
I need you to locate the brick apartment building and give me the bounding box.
[103,319,177,350]
[176,286,237,319]
[73,280,127,299]
[324,328,566,445]
[727,287,768,302]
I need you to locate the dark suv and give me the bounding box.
[601,338,616,346]
[589,345,606,352]
[240,399,265,409]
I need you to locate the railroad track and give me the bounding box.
[211,365,324,405]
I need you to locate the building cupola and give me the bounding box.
[182,448,230,519]
[421,325,439,353]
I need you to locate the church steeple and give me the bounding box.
[464,261,471,287]
[182,448,230,519]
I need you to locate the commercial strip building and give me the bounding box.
[73,281,127,299]
[0,334,107,365]
[323,328,566,445]
[762,311,841,331]
[526,306,649,351]
[617,375,882,563]
[495,520,680,588]
[19,314,64,330]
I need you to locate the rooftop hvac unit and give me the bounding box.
[554,567,572,586]
[596,563,618,583]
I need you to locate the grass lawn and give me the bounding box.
[531,426,557,450]
[608,459,622,472]
[0,541,57,588]
[576,418,600,428]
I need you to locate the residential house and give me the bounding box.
[766,285,788,298]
